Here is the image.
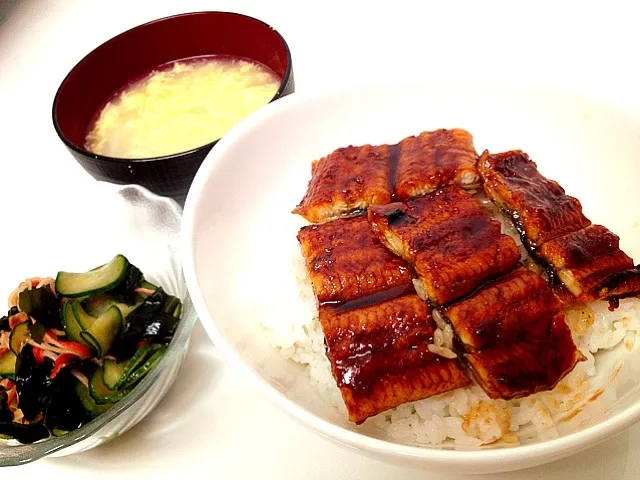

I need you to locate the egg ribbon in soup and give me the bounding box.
[85,56,281,159]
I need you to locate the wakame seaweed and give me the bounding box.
[110,264,144,305]
[0,421,50,444]
[15,346,53,421]
[44,372,87,434]
[18,286,60,328]
[111,288,179,361]
[0,390,13,424]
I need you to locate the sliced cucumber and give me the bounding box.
[71,301,96,331]
[0,350,17,378]
[61,301,87,345]
[83,293,143,319]
[83,294,115,318]
[72,303,123,357]
[113,343,158,390]
[140,280,158,291]
[55,255,129,298]
[75,380,112,418]
[80,306,122,358]
[113,301,138,318]
[89,367,129,405]
[122,346,167,388]
[102,358,128,390]
[9,322,31,356]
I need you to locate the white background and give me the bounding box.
[1,1,640,478]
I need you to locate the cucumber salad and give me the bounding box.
[0,255,182,443]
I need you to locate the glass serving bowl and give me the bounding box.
[0,182,197,465]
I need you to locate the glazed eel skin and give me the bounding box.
[478,150,640,303]
[293,143,604,423]
[293,129,479,223]
[297,215,413,304]
[319,291,470,424]
[444,268,585,399]
[297,214,471,423]
[367,185,521,306]
[366,186,584,401]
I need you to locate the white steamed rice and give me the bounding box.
[259,246,640,448]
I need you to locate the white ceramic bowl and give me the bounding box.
[182,84,640,474]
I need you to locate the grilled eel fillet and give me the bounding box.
[368,185,521,306]
[539,225,640,303]
[479,150,640,302]
[477,150,591,248]
[293,144,395,224]
[395,129,480,200]
[319,293,471,424]
[297,216,413,304]
[293,129,480,223]
[444,268,585,399]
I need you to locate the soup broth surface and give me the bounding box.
[85,56,281,159]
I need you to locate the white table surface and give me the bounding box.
[2,0,640,478]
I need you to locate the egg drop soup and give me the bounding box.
[84,56,281,159]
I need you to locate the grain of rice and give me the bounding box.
[433,328,444,346]
[442,324,454,349]
[412,278,428,302]
[450,389,471,416]
[427,344,457,359]
[431,309,447,330]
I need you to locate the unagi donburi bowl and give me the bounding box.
[182,83,640,474]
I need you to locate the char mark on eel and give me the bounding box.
[367,185,521,306]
